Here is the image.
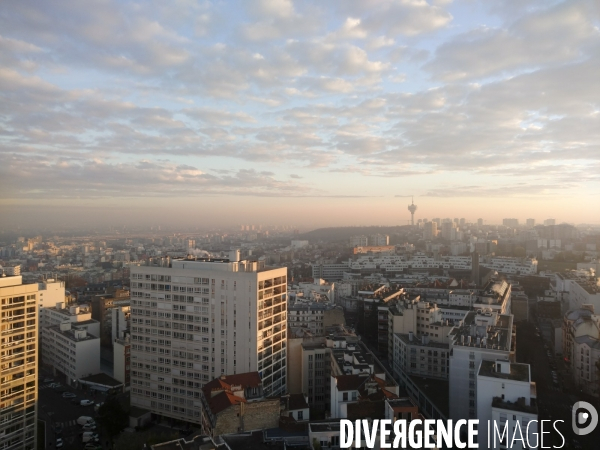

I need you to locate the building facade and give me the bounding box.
[129,256,287,425]
[0,276,38,450]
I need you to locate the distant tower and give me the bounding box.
[407,197,417,226]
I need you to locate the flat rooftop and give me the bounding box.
[408,375,449,418]
[478,360,530,382]
[395,333,449,350]
[48,325,99,342]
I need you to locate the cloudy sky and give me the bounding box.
[1,0,599,229]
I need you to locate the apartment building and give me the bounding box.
[392,332,450,382]
[0,276,38,450]
[129,255,287,425]
[387,298,457,362]
[477,360,538,449]
[311,264,348,281]
[562,306,600,397]
[43,322,101,383]
[448,311,515,421]
[422,221,437,241]
[114,335,131,389]
[40,302,100,337]
[288,301,345,336]
[91,289,130,346]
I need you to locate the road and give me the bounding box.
[38,372,107,450]
[516,321,600,448]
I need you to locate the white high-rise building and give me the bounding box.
[0,276,38,450]
[129,255,287,424]
[449,311,515,421]
[477,360,537,449]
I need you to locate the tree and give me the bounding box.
[97,397,128,444]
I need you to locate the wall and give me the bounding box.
[213,399,280,436]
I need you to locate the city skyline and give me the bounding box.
[1,0,600,228]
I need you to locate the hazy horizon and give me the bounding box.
[1,0,599,228]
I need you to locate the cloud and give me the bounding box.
[424,0,599,81]
[0,0,599,214]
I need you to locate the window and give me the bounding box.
[298,411,303,420]
[343,392,348,401]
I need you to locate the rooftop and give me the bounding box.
[80,372,123,387]
[48,324,98,342]
[478,360,530,382]
[492,397,538,415]
[395,333,449,350]
[408,375,449,417]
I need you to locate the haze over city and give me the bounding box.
[1,0,600,229]
[3,3,600,449]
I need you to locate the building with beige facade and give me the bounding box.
[0,276,38,450]
[129,255,287,425]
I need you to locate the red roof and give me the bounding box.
[202,372,262,398]
[208,391,246,415]
[202,372,263,415]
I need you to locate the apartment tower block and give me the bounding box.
[129,254,287,425]
[0,276,38,450]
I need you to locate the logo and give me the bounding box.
[572,401,598,436]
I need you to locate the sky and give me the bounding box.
[1,0,599,230]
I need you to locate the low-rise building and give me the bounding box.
[200,372,280,437]
[288,301,345,336]
[392,332,449,382]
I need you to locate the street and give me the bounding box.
[516,321,600,448]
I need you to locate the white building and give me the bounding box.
[369,234,390,246]
[350,236,369,247]
[477,360,537,449]
[449,311,515,421]
[40,302,100,337]
[291,240,309,249]
[42,322,101,383]
[311,264,348,280]
[110,301,130,342]
[37,278,66,309]
[288,278,335,303]
[129,255,287,425]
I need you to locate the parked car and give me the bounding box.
[84,444,102,450]
[77,416,95,426]
[48,383,61,389]
[80,399,94,406]
[82,423,97,431]
[62,392,76,398]
[55,438,63,448]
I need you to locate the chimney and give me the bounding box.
[408,331,414,342]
